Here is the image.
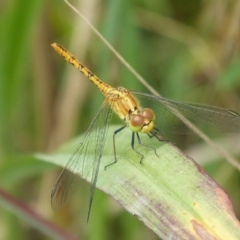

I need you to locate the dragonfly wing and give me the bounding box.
[133,92,240,135]
[51,99,113,213]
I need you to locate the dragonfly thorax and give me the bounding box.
[107,87,139,120]
[106,87,156,133]
[129,108,155,133]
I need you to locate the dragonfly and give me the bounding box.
[51,43,240,221]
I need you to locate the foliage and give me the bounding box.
[0,0,240,239]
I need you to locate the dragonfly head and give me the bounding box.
[129,108,155,133]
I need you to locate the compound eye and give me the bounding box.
[129,114,144,132]
[142,108,155,121]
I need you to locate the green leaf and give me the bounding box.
[36,125,240,239]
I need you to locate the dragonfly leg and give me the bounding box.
[136,133,159,161]
[104,125,126,170]
[150,127,169,142]
[131,132,145,164]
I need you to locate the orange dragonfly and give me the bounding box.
[51,43,240,220]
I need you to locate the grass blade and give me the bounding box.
[37,125,240,239]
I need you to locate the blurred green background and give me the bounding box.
[0,0,240,239]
